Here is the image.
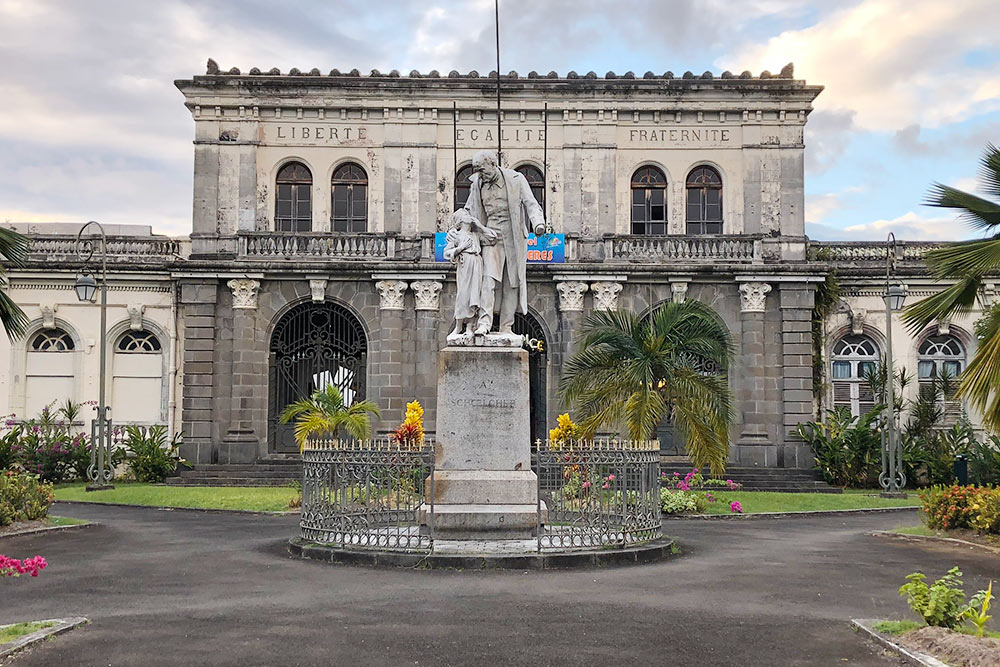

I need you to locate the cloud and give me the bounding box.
[804,109,857,173]
[722,0,1000,132]
[831,211,979,242]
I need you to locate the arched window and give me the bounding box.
[455,164,474,209]
[515,164,545,211]
[918,335,965,418]
[275,162,312,232]
[117,330,162,352]
[31,329,75,351]
[26,328,76,418]
[631,166,667,235]
[686,166,723,234]
[831,335,880,417]
[113,329,164,423]
[331,162,368,232]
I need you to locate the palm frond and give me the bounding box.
[923,238,1000,278]
[0,227,29,266]
[955,312,1000,432]
[924,183,1000,232]
[977,142,1000,200]
[901,276,981,334]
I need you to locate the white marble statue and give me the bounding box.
[449,150,546,337]
[444,209,495,338]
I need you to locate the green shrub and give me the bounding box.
[899,567,967,629]
[660,488,706,514]
[0,468,54,526]
[970,489,1000,534]
[0,425,18,470]
[968,435,1000,486]
[920,485,983,531]
[123,425,181,483]
[796,407,881,487]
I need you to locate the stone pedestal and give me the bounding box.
[421,345,542,539]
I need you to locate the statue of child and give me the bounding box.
[444,209,496,338]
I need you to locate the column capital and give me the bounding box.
[227,278,260,310]
[410,280,443,312]
[739,281,771,313]
[556,281,589,312]
[375,280,408,311]
[590,281,623,311]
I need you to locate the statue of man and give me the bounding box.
[457,150,546,335]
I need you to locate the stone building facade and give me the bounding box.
[0,63,988,469]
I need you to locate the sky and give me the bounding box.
[1,0,998,241]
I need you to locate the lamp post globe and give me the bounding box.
[74,273,98,303]
[886,284,906,312]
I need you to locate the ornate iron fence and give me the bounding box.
[300,438,435,552]
[535,439,662,551]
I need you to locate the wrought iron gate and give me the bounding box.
[513,312,547,446]
[268,301,368,454]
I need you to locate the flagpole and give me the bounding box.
[495,0,501,162]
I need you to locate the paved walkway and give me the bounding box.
[2,504,995,666]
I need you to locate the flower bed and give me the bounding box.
[921,484,1000,535]
[659,468,742,515]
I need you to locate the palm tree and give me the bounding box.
[902,143,1000,431]
[559,300,735,475]
[278,385,381,452]
[0,227,29,340]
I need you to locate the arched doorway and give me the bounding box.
[268,301,368,454]
[512,312,547,446]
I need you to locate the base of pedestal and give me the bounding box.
[420,503,547,540]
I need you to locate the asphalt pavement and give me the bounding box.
[2,503,997,666]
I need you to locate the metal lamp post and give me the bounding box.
[75,221,114,491]
[880,233,906,497]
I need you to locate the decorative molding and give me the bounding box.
[671,281,689,304]
[375,280,408,311]
[127,303,145,330]
[40,303,57,329]
[556,281,588,312]
[10,283,171,293]
[590,282,623,311]
[308,279,327,302]
[850,308,866,335]
[739,282,771,313]
[937,318,950,336]
[227,278,260,310]
[409,280,442,312]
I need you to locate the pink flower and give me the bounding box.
[582,481,591,489]
[705,493,715,503]
[673,472,679,477]
[678,482,691,492]
[601,482,610,490]
[606,474,615,482]
[730,501,743,514]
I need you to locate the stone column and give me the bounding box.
[780,283,817,468]
[410,280,442,427]
[373,280,409,429]
[179,279,218,464]
[735,281,776,466]
[221,278,262,463]
[555,280,589,371]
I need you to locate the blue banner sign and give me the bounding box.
[434,233,565,264]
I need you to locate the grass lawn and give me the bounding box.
[874,619,1000,639]
[45,515,90,527]
[0,621,54,646]
[700,491,919,515]
[53,483,298,512]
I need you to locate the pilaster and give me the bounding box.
[179,279,219,464]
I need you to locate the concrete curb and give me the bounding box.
[54,500,299,516]
[871,530,1000,556]
[288,536,678,570]
[0,521,94,540]
[664,505,919,520]
[0,617,89,660]
[851,619,948,667]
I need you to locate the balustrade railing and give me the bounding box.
[808,241,949,262]
[608,235,760,263]
[26,235,181,260]
[238,232,393,259]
